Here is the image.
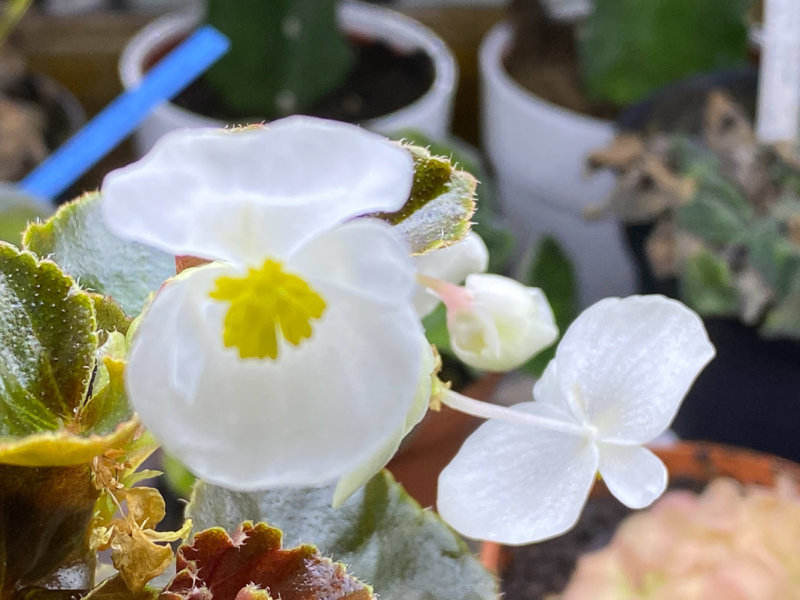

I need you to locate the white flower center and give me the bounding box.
[209,259,326,360]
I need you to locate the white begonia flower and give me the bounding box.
[332,339,435,507]
[425,273,558,371]
[412,232,489,317]
[437,295,715,545]
[101,117,428,490]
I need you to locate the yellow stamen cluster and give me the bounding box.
[210,259,326,359]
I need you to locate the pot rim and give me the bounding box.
[479,20,611,130]
[118,0,457,131]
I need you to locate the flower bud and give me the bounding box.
[446,273,558,371]
[413,233,489,317]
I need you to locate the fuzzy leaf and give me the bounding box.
[391,130,514,273]
[0,243,139,466]
[187,471,498,600]
[91,294,131,340]
[681,250,739,317]
[0,243,96,438]
[374,145,477,255]
[23,193,175,317]
[162,522,372,600]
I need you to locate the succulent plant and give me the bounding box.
[203,0,354,118]
[560,477,800,600]
[590,91,800,340]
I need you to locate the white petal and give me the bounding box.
[598,443,667,509]
[102,117,414,263]
[290,218,414,306]
[554,296,715,444]
[332,342,434,506]
[530,362,585,425]
[413,233,489,317]
[437,402,599,545]
[448,274,558,372]
[127,262,425,490]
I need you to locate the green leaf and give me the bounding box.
[422,303,451,354]
[0,242,140,467]
[0,191,52,247]
[90,294,131,340]
[0,243,96,437]
[23,193,175,317]
[162,522,372,600]
[162,452,196,500]
[519,236,578,377]
[82,576,158,600]
[680,250,739,317]
[676,170,752,246]
[78,332,131,437]
[761,286,800,339]
[374,145,477,255]
[746,218,800,298]
[187,471,498,600]
[0,463,99,596]
[580,0,750,106]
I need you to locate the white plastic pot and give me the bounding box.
[480,22,636,307]
[120,0,458,155]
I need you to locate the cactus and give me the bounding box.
[203,0,355,118]
[590,92,800,339]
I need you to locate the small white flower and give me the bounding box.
[102,117,427,490]
[437,295,715,545]
[446,274,557,371]
[412,232,489,317]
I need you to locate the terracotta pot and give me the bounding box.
[119,1,458,156]
[479,441,800,581]
[387,373,501,509]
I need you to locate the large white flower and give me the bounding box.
[437,295,715,545]
[102,117,427,490]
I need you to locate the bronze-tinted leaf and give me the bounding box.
[161,522,372,600]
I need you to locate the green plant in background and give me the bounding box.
[579,0,752,106]
[592,92,800,339]
[203,0,354,118]
[514,0,753,109]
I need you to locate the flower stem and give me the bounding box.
[440,389,593,437]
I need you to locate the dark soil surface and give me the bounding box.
[172,36,435,124]
[503,1,617,120]
[500,496,630,600]
[501,478,704,600]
